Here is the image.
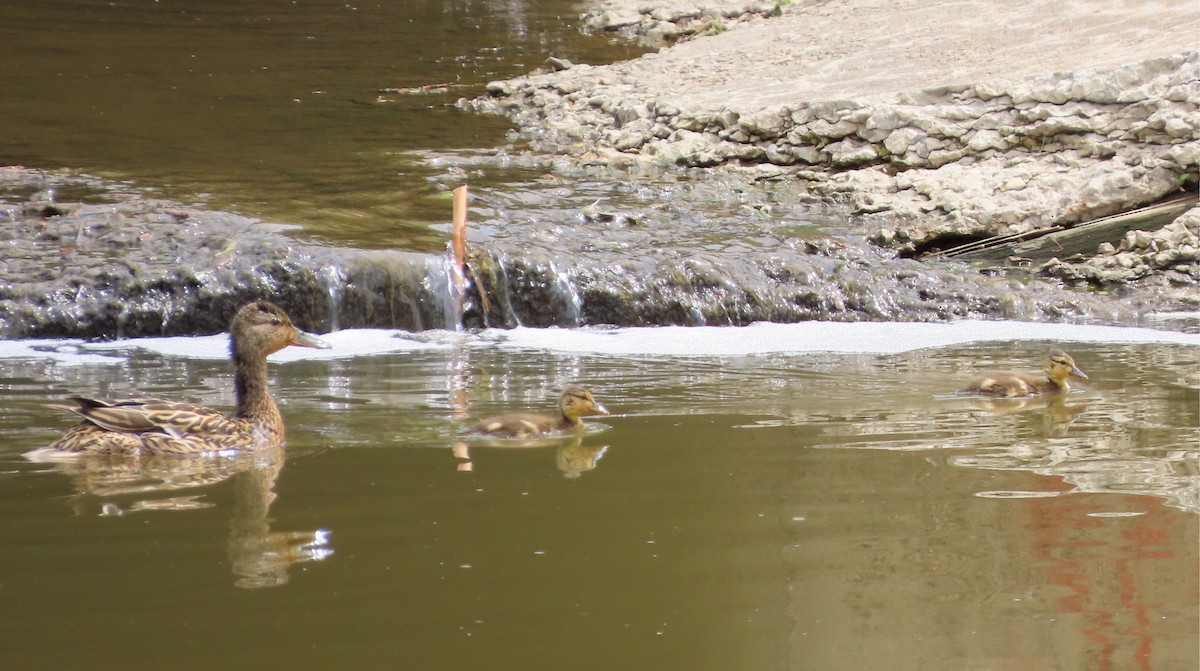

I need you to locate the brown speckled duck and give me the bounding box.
[43,301,330,456]
[961,350,1088,398]
[466,385,609,438]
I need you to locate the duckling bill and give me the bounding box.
[40,301,329,456]
[961,350,1087,398]
[466,385,609,438]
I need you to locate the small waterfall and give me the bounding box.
[115,301,128,340]
[316,265,347,332]
[469,254,588,328]
[325,249,451,332]
[4,233,1159,339]
[547,261,582,327]
[491,252,522,328]
[421,255,462,331]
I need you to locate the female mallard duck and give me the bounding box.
[466,385,609,438]
[961,350,1088,398]
[44,301,330,456]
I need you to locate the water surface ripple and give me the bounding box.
[1,326,1196,671]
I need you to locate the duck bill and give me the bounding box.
[589,404,611,417]
[292,330,332,350]
[1069,367,1088,380]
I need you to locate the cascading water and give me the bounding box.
[316,265,347,332]
[547,261,582,327]
[421,254,464,331]
[0,170,1174,339]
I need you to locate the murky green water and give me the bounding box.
[2,331,1197,670]
[3,1,1199,668]
[0,0,646,250]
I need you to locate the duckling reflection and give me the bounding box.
[27,445,331,589]
[455,385,612,477]
[556,442,609,479]
[960,350,1088,397]
[451,435,611,479]
[956,394,1088,436]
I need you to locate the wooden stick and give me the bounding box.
[450,185,469,330]
[449,185,472,468]
[451,184,468,274]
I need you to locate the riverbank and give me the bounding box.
[469,0,1199,286]
[4,0,1200,338]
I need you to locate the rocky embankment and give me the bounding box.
[5,0,1200,338]
[2,166,1189,339]
[470,0,1200,288]
[0,169,457,338]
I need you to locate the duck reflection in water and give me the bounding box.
[27,445,332,589]
[453,385,613,477]
[452,436,610,478]
[954,394,1089,437]
[25,300,333,587]
[955,350,1090,436]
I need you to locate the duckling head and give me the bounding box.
[559,385,610,422]
[1044,350,1088,384]
[230,300,330,361]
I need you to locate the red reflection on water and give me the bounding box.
[1024,494,1186,671]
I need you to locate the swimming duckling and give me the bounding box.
[961,350,1088,398]
[40,301,330,456]
[466,385,609,438]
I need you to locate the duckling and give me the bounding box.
[466,385,609,438]
[961,350,1088,398]
[41,301,330,456]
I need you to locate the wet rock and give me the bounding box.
[1039,212,1200,286]
[4,161,1195,340]
[466,0,1198,288]
[0,170,467,338]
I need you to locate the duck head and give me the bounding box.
[559,385,610,422]
[230,300,331,360]
[1044,350,1087,384]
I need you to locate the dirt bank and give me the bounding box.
[469,0,1199,285]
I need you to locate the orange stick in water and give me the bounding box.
[450,184,472,469]
[451,184,468,279]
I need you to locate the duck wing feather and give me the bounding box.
[60,397,240,438]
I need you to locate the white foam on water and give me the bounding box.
[1,321,1196,366]
[477,320,1200,357]
[83,334,231,360]
[0,339,121,365]
[98,328,450,361]
[10,329,447,365]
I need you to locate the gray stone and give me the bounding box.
[883,127,926,156]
